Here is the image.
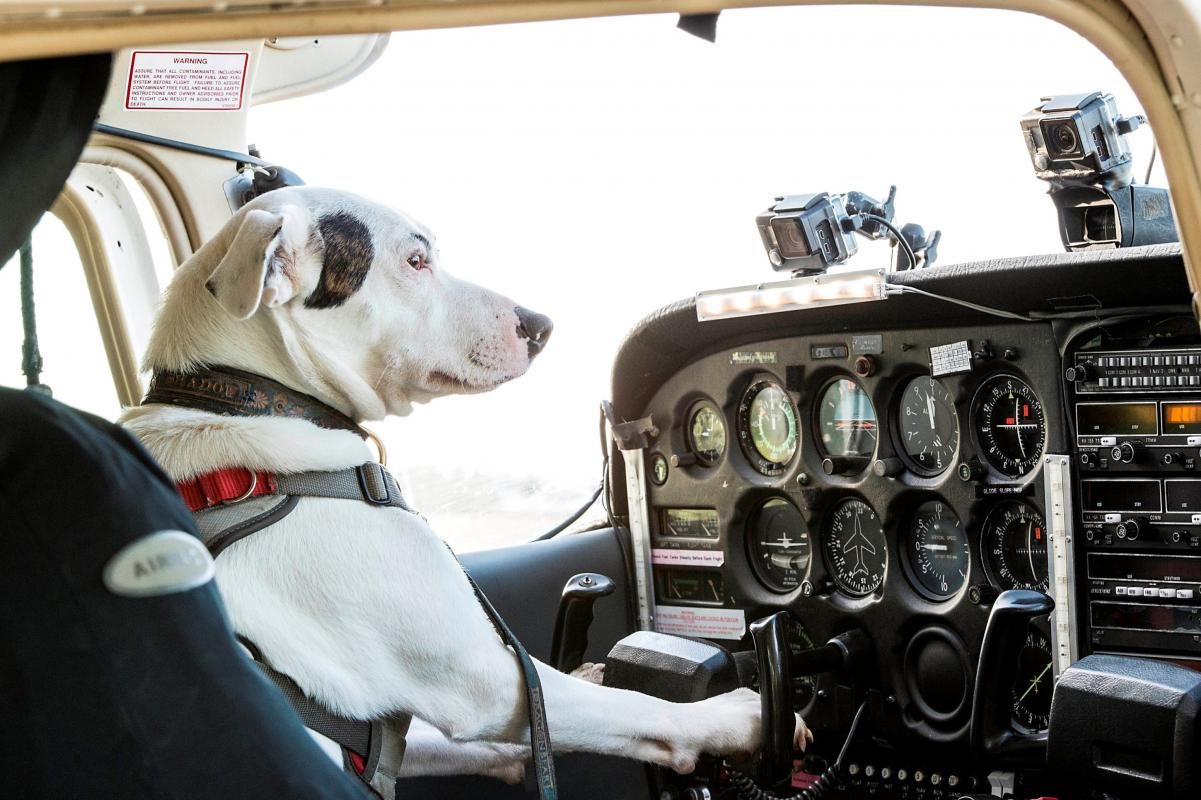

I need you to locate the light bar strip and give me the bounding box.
[695,268,888,322]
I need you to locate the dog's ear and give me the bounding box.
[207,207,308,320]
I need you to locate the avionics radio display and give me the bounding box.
[1080,479,1162,513]
[1088,552,1201,582]
[1091,602,1201,634]
[1166,480,1201,513]
[1162,402,1201,435]
[1076,402,1158,437]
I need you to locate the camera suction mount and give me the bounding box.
[756,185,940,276]
[1021,91,1178,251]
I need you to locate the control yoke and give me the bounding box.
[969,589,1054,767]
[749,612,872,786]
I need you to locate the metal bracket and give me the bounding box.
[603,401,658,631]
[1044,453,1079,676]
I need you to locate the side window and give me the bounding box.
[0,215,122,420]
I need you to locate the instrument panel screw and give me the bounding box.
[796,472,810,486]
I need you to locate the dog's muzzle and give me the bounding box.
[515,306,553,358]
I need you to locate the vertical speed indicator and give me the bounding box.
[971,374,1047,480]
[903,500,969,600]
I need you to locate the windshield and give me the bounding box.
[242,6,1162,551]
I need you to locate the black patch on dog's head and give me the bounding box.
[304,212,375,309]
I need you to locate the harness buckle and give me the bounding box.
[356,462,393,505]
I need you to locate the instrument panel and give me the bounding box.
[640,323,1065,747]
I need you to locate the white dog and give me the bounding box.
[121,186,811,796]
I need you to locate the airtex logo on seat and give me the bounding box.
[103,530,215,598]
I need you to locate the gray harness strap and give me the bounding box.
[193,463,409,555]
[193,462,411,790]
[193,460,558,800]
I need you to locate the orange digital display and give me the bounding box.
[1163,403,1201,434]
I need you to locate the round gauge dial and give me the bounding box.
[687,401,727,466]
[982,501,1049,592]
[897,376,960,476]
[823,498,887,597]
[747,497,811,593]
[971,375,1047,479]
[738,378,799,476]
[904,500,970,600]
[1011,628,1053,731]
[816,378,878,459]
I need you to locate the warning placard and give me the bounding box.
[125,51,249,111]
[651,548,725,568]
[654,605,746,641]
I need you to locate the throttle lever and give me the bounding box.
[969,589,1054,767]
[551,572,615,673]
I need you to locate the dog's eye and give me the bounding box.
[406,253,428,271]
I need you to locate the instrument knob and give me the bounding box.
[669,452,698,468]
[822,456,864,476]
[1079,451,1098,468]
[1116,518,1142,540]
[968,584,999,605]
[1163,451,1184,467]
[1065,362,1095,382]
[958,460,986,482]
[872,457,904,477]
[1110,442,1140,464]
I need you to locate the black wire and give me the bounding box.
[534,483,604,541]
[1145,142,1158,185]
[727,700,870,800]
[94,122,270,167]
[861,213,918,270]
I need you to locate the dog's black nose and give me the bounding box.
[515,306,553,357]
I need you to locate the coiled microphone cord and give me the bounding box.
[728,701,869,800]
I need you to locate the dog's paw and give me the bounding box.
[675,688,814,762]
[570,662,605,685]
[482,758,526,784]
[794,713,814,751]
[480,743,528,785]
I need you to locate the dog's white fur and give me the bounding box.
[122,186,811,795]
